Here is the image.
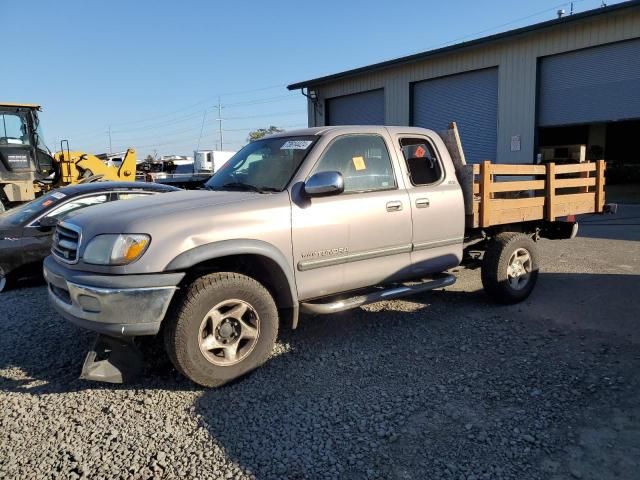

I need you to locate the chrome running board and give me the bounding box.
[300,274,456,315]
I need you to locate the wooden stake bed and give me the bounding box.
[467,160,606,229]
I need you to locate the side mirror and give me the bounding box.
[39,216,59,228]
[304,171,344,197]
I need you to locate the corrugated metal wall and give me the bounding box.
[310,7,640,164]
[412,68,498,164]
[538,38,640,126]
[326,89,385,125]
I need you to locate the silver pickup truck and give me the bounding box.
[44,125,601,387]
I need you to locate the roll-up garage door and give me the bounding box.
[538,38,640,127]
[412,68,498,164]
[326,89,385,125]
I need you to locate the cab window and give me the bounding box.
[399,138,443,186]
[0,113,30,146]
[312,135,396,193]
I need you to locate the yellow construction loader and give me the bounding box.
[53,146,137,185]
[0,102,136,211]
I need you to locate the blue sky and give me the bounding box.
[1,0,625,158]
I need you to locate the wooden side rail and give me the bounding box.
[471,160,605,228]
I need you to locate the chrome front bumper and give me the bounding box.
[44,256,182,337]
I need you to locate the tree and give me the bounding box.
[248,126,284,142]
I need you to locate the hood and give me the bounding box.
[56,187,293,275]
[63,190,259,234]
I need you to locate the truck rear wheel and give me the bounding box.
[164,272,278,387]
[481,232,539,304]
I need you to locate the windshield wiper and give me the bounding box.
[220,182,279,193]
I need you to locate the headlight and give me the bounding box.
[83,234,151,265]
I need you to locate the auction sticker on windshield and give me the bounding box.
[51,192,67,200]
[281,140,313,150]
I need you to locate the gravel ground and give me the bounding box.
[1,206,639,480]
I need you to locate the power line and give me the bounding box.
[224,110,303,121]
[103,123,308,152]
[222,123,306,133]
[90,115,305,149]
[94,108,304,143]
[391,0,593,60]
[196,110,207,151]
[223,94,299,107]
[70,84,290,138]
[70,94,304,141]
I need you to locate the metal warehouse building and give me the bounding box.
[288,1,640,172]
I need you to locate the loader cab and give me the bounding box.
[0,103,55,180]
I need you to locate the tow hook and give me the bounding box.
[80,334,144,384]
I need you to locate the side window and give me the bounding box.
[399,138,443,186]
[117,192,151,201]
[0,113,29,145]
[46,194,109,220]
[313,135,396,193]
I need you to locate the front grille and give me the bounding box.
[52,223,81,264]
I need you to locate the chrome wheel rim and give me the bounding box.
[198,299,260,366]
[507,248,532,290]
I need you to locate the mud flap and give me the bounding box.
[80,334,144,383]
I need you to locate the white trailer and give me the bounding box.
[193,150,236,173]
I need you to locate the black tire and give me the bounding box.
[481,232,539,304]
[164,272,278,387]
[0,265,13,293]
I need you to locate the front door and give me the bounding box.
[291,133,412,300]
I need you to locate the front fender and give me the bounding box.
[164,239,300,327]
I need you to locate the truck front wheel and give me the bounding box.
[164,272,278,387]
[481,232,539,304]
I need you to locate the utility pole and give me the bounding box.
[107,126,112,154]
[216,97,224,151]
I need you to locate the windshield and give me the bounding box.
[0,112,30,146]
[205,135,317,192]
[0,190,67,226]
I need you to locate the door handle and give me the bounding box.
[386,201,403,212]
[415,198,430,208]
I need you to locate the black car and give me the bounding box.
[0,181,178,292]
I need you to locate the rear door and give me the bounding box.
[391,133,465,275]
[291,131,412,300]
